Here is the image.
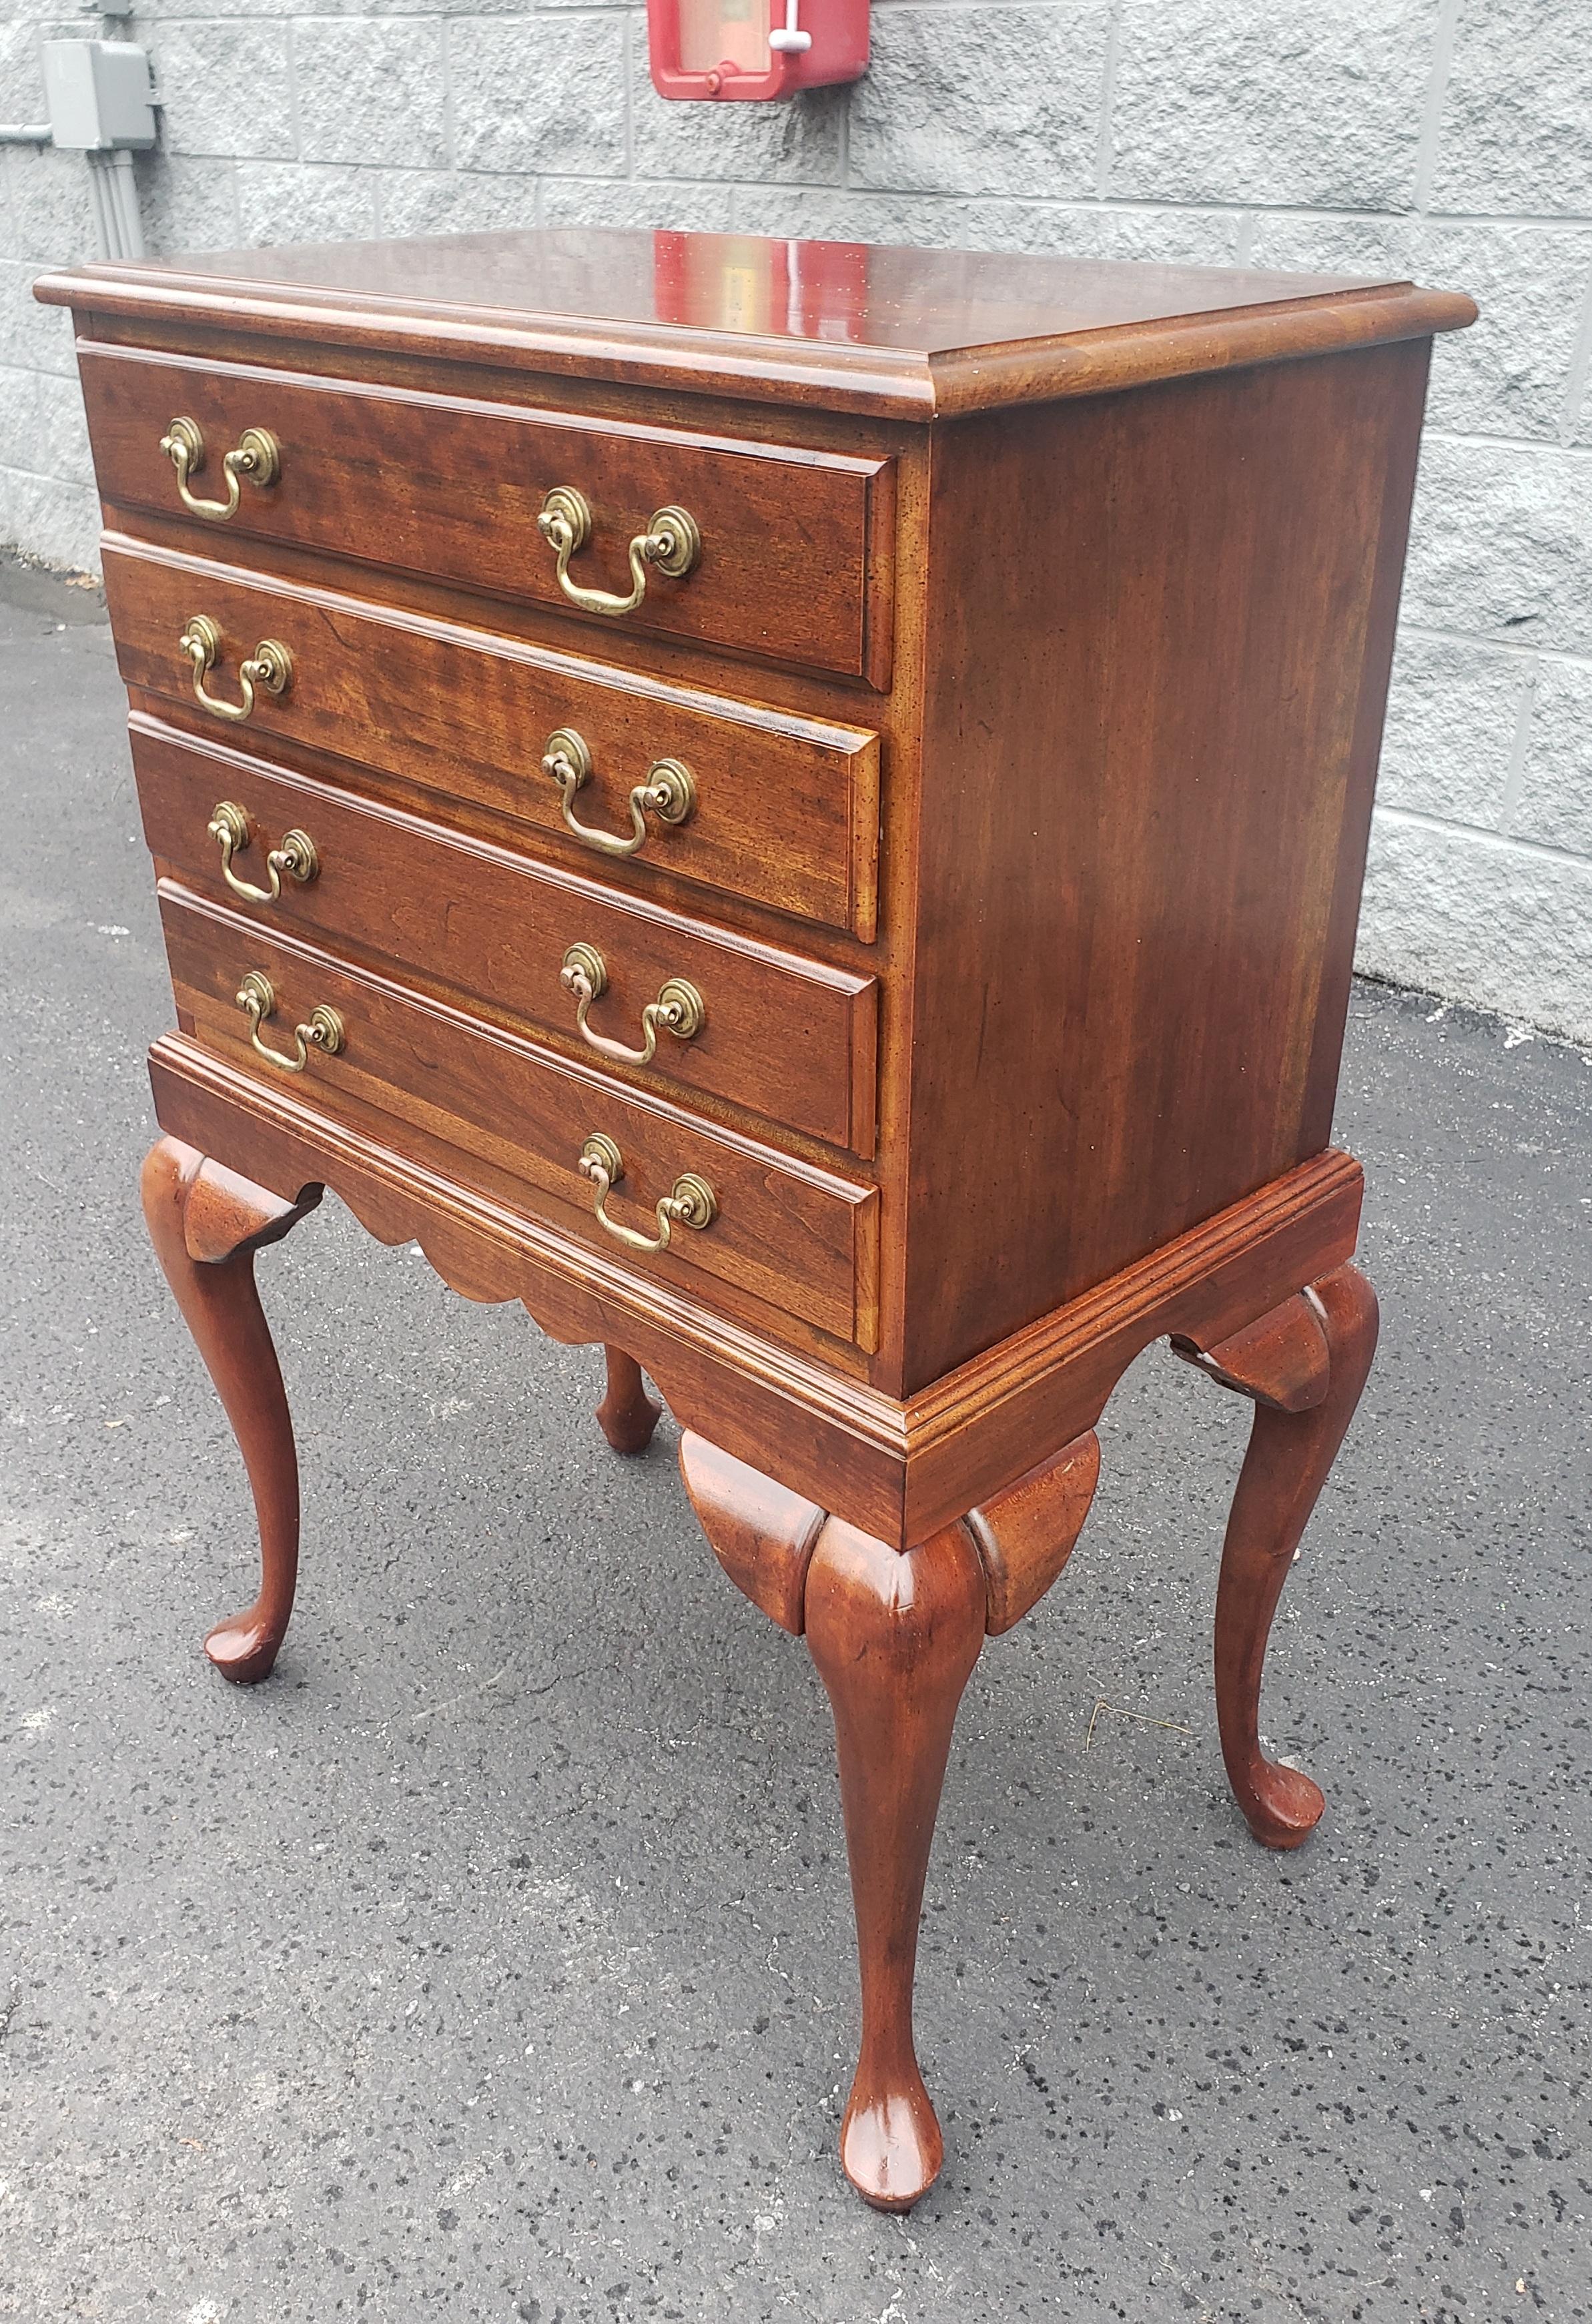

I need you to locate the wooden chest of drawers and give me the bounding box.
[41,228,1473,2212]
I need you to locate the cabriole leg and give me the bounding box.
[594,1345,661,1455]
[804,1517,986,2211]
[680,1431,1098,2210]
[141,1136,320,1684]
[1174,1262,1380,1848]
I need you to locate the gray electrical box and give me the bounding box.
[41,39,156,151]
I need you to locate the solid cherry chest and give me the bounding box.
[40,228,1473,2211]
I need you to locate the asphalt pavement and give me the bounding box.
[2,552,1589,2324]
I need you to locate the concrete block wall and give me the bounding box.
[3,0,1590,1039]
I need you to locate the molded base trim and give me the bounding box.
[150,1034,1362,1547]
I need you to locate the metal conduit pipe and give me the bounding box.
[4,43,155,260]
[86,147,144,260]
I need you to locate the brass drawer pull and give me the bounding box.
[541,728,695,859]
[208,800,319,903]
[577,1132,717,1257]
[160,415,280,522]
[560,943,705,1067]
[537,486,701,618]
[235,970,344,1075]
[181,615,293,724]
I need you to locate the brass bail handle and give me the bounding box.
[234,970,345,1074]
[577,1132,717,1258]
[160,415,280,522]
[180,614,293,723]
[208,800,320,904]
[560,943,705,1068]
[537,486,701,619]
[540,728,695,860]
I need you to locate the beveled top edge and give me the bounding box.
[36,227,1477,419]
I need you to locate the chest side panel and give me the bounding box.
[900,338,1431,1390]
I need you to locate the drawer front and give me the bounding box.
[161,890,879,1351]
[134,718,877,1156]
[80,344,894,685]
[103,539,880,941]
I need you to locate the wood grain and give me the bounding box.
[40,231,1474,422]
[899,338,1431,1387]
[140,1134,320,1682]
[132,717,879,1156]
[595,1346,662,1455]
[683,1423,1103,1643]
[966,1432,1101,1633]
[804,1514,985,2209]
[150,1025,1372,1546]
[79,341,894,683]
[64,228,1473,2212]
[106,546,882,941]
[679,1433,825,1633]
[676,1425,1120,2206]
[1170,1290,1332,1412]
[896,1151,1364,1544]
[1178,1263,1380,1848]
[159,887,881,1351]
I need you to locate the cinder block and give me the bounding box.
[374,169,536,239]
[729,191,1242,265]
[0,464,101,573]
[0,256,77,374]
[448,18,626,179]
[29,364,93,488]
[631,51,844,185]
[1418,224,1592,443]
[1511,659,1592,858]
[153,0,524,13]
[848,5,1110,199]
[1110,0,1436,207]
[735,187,971,246]
[136,152,242,256]
[1358,815,1592,1044]
[541,179,737,234]
[859,198,1106,258]
[1,143,99,267]
[234,161,378,248]
[1086,206,1243,264]
[0,19,49,119]
[296,21,448,171]
[1250,213,1592,444]
[149,23,295,161]
[1405,440,1592,661]
[0,19,94,121]
[1375,631,1525,829]
[0,366,39,442]
[1431,0,1592,215]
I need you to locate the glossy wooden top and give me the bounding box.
[37,228,1477,421]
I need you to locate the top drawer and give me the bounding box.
[76,343,896,687]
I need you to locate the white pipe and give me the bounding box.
[109,147,143,258]
[85,147,143,261]
[0,125,53,143]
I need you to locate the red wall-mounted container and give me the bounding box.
[645,0,868,100]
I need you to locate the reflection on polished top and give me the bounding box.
[37,226,1475,420]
